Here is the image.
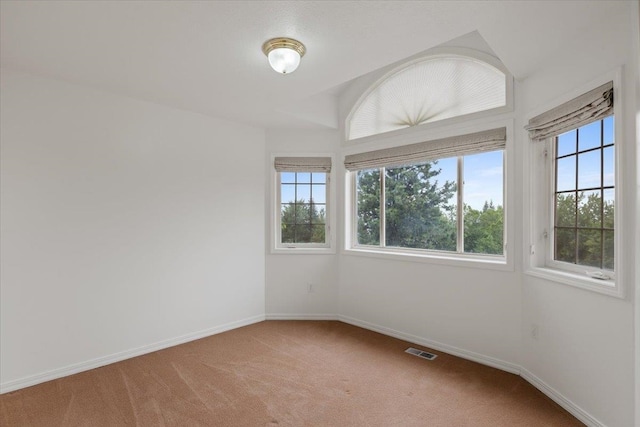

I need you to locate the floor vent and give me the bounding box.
[405,347,437,360]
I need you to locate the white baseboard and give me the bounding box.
[265,313,338,321]
[337,315,605,427]
[520,368,604,427]
[337,315,521,374]
[0,314,265,394]
[0,312,608,427]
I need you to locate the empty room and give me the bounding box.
[1,1,638,426]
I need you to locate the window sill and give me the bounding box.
[343,247,512,272]
[524,267,623,299]
[271,247,336,255]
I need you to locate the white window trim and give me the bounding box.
[524,69,624,298]
[343,118,515,272]
[270,153,336,254]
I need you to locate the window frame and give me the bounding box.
[271,153,336,254]
[546,117,616,278]
[350,151,505,255]
[343,120,515,272]
[525,71,624,298]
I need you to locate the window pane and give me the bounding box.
[311,173,326,184]
[463,151,503,209]
[311,204,326,225]
[311,225,326,243]
[292,225,309,243]
[281,184,296,204]
[296,185,311,202]
[552,117,615,271]
[279,170,328,246]
[603,146,614,187]
[578,120,601,151]
[296,173,311,184]
[348,56,506,140]
[555,193,576,227]
[281,223,295,243]
[281,172,296,184]
[463,151,504,255]
[557,130,576,157]
[577,229,602,268]
[281,203,296,224]
[577,190,601,228]
[555,228,576,264]
[311,184,326,204]
[603,115,614,145]
[385,159,457,251]
[556,156,576,192]
[603,230,614,270]
[356,169,381,245]
[603,189,614,228]
[577,150,600,189]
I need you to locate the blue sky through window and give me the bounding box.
[433,151,503,210]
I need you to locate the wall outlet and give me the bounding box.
[531,324,539,340]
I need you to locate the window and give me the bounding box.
[553,116,614,271]
[280,172,327,245]
[525,79,620,295]
[346,128,506,259]
[273,156,332,250]
[344,52,511,266]
[348,55,507,140]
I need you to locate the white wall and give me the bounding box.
[333,4,638,426]
[0,70,266,391]
[265,129,340,318]
[635,4,640,425]
[339,257,522,368]
[519,6,637,427]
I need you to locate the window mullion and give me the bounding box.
[573,133,579,265]
[380,167,386,248]
[276,172,282,246]
[457,156,464,253]
[600,121,605,269]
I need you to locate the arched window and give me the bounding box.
[344,53,511,263]
[347,55,507,140]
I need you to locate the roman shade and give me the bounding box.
[274,157,332,173]
[344,127,506,171]
[525,81,613,141]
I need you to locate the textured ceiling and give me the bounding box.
[0,1,630,130]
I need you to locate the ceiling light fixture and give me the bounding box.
[262,37,306,75]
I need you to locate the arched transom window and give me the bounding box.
[347,55,507,140]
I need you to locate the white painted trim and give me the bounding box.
[336,315,520,374]
[0,314,265,394]
[269,152,337,254]
[524,267,622,299]
[342,247,510,272]
[265,313,338,321]
[338,314,607,426]
[342,117,515,271]
[520,368,604,427]
[524,68,626,300]
[0,313,609,427]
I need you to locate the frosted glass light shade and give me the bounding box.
[268,48,301,74]
[262,37,306,75]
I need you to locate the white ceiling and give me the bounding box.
[0,1,629,130]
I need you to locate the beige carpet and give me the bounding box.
[1,321,583,426]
